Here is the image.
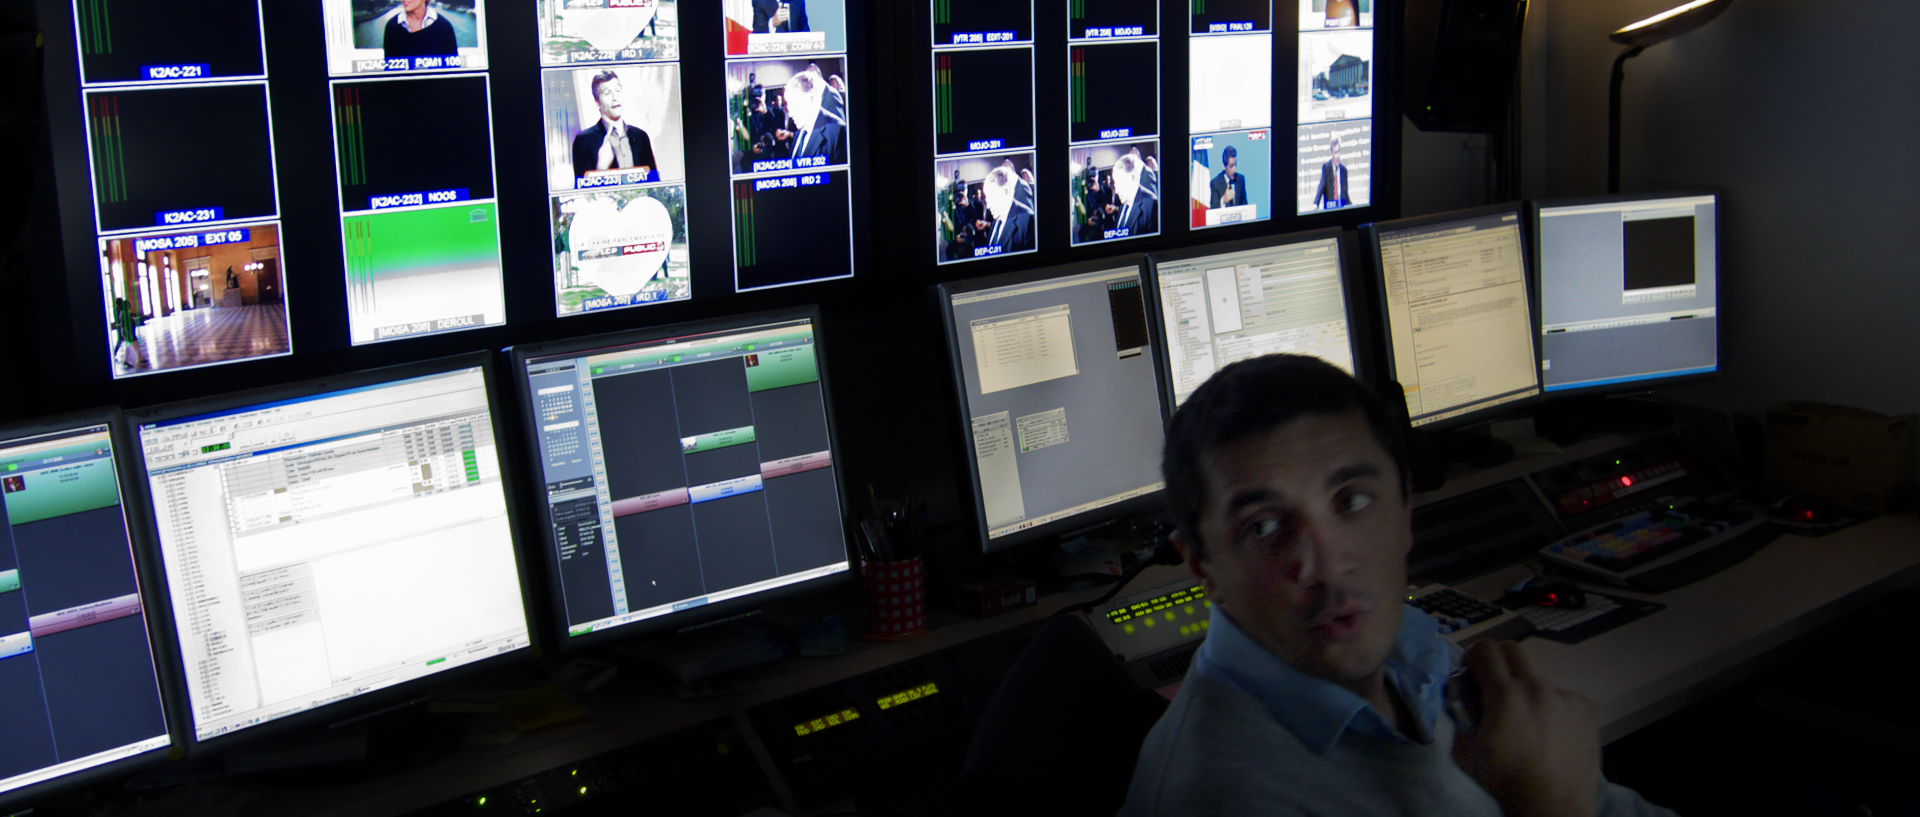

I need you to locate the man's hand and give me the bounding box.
[1222,185,1236,205]
[596,133,617,171]
[1451,641,1601,817]
[772,6,790,27]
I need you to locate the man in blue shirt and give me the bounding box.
[1122,355,1677,817]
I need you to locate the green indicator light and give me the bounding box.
[571,769,579,776]
[578,786,588,796]
[426,657,446,666]
[4,463,15,471]
[476,796,488,806]
[747,344,756,351]
[672,355,681,362]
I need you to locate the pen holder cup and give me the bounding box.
[859,555,926,640]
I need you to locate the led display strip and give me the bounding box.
[723,0,858,292]
[1187,0,1274,230]
[537,1,692,316]
[1066,0,1162,247]
[932,0,1038,265]
[74,0,294,379]
[1294,0,1374,214]
[322,0,506,345]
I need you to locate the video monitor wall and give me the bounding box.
[1295,0,1373,215]
[0,421,171,800]
[539,1,692,316]
[1188,0,1274,230]
[934,0,1038,265]
[324,1,506,345]
[1067,0,1162,248]
[134,364,532,742]
[724,0,858,292]
[72,0,295,380]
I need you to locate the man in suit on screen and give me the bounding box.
[784,66,847,166]
[753,0,810,33]
[1111,150,1159,236]
[1209,144,1247,210]
[1315,135,1352,210]
[982,163,1034,254]
[572,70,658,180]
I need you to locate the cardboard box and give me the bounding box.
[1764,402,1916,513]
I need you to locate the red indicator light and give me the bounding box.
[1802,510,1815,521]
[1620,476,1634,487]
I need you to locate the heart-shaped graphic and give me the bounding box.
[571,194,674,297]
[561,2,658,54]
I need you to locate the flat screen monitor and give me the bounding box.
[513,309,851,645]
[1365,206,1540,428]
[129,355,533,744]
[1533,192,1720,395]
[1149,228,1360,408]
[0,413,173,805]
[939,259,1166,552]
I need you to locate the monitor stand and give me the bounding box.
[209,701,464,786]
[1538,395,1676,444]
[1424,428,1517,472]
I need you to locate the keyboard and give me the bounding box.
[1507,591,1664,644]
[1407,586,1505,635]
[1539,499,1783,592]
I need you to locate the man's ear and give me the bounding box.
[1171,529,1215,597]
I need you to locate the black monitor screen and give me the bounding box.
[72,0,266,85]
[942,264,1165,550]
[520,315,850,640]
[83,83,277,234]
[934,47,1036,156]
[1535,194,1719,393]
[1070,0,1158,39]
[0,421,170,800]
[934,0,1034,45]
[1191,0,1271,34]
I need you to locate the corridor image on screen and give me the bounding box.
[938,152,1038,262]
[71,0,266,85]
[1535,195,1719,392]
[538,0,678,65]
[727,58,850,174]
[544,64,687,193]
[1070,141,1160,246]
[322,0,489,76]
[1296,119,1369,213]
[136,366,532,741]
[1153,235,1354,406]
[1070,0,1157,39]
[944,267,1165,548]
[98,223,293,379]
[83,83,278,234]
[522,318,849,637]
[1374,211,1538,426]
[724,0,848,57]
[551,187,691,316]
[0,424,170,799]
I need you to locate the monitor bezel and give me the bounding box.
[1529,189,1724,401]
[935,255,1169,554]
[506,305,856,651]
[1144,226,1367,414]
[1360,202,1543,431]
[0,407,183,810]
[121,352,539,753]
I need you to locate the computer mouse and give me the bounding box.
[1510,577,1587,609]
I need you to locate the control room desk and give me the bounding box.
[1451,513,1920,743]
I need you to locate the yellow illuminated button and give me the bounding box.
[1164,612,1175,621]
[1179,625,1191,637]
[1143,617,1155,628]
[1184,605,1195,615]
[1123,624,1135,634]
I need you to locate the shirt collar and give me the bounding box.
[1192,602,1459,755]
[398,6,440,31]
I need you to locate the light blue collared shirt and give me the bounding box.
[1191,602,1460,755]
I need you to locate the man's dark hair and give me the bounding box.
[1221,144,1238,163]
[1161,354,1409,557]
[590,70,620,102]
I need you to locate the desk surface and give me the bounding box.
[1453,513,1920,743]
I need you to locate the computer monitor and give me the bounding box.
[938,258,1167,552]
[128,354,534,744]
[1364,205,1540,428]
[1532,192,1720,395]
[512,308,852,645]
[0,412,173,806]
[1148,228,1360,408]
